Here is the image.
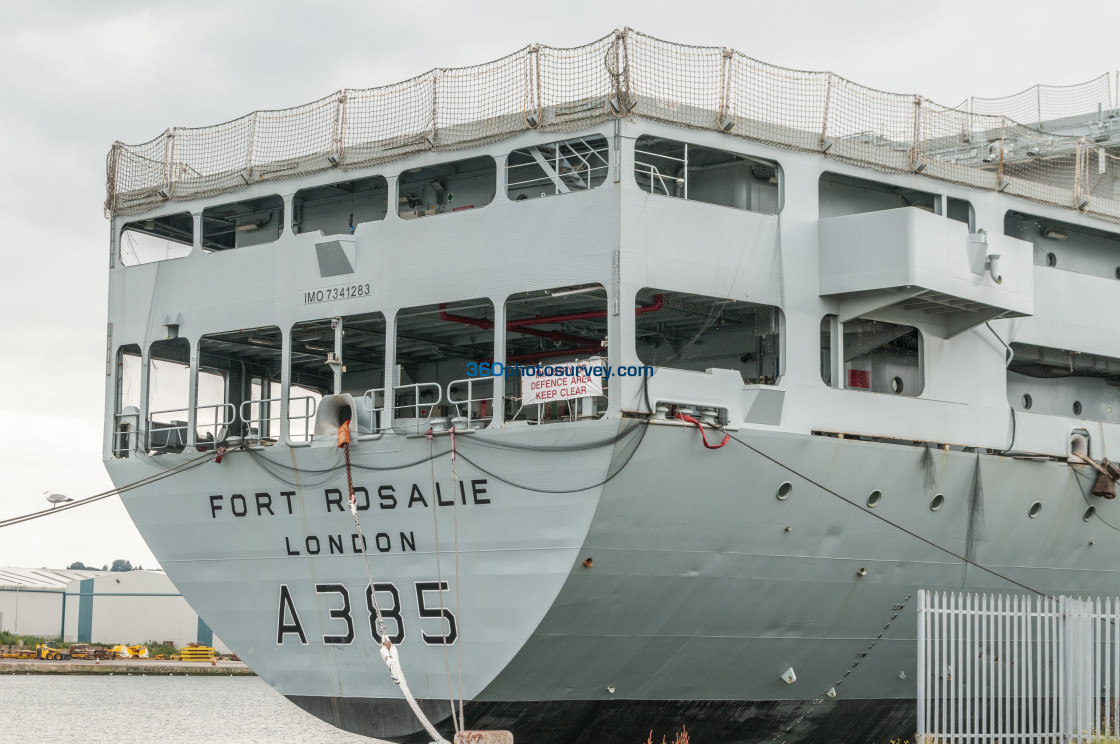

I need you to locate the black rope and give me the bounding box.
[241,419,649,493]
[0,451,218,529]
[723,431,1047,597]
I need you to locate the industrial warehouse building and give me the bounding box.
[0,567,228,652]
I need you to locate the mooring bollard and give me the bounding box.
[452,732,513,744]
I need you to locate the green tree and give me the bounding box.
[110,559,132,572]
[67,561,91,570]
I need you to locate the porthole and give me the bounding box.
[1084,506,1097,522]
[776,482,793,500]
[867,490,882,508]
[1021,394,1032,410]
[1073,401,1083,416]
[1029,501,1042,519]
[1046,253,1057,268]
[930,493,945,511]
[890,377,904,394]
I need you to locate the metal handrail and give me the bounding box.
[633,161,673,196]
[238,397,279,444]
[360,388,386,439]
[286,396,318,443]
[147,407,190,452]
[446,376,498,429]
[392,382,442,434]
[112,410,140,458]
[193,402,236,449]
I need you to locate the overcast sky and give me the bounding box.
[1,0,1118,570]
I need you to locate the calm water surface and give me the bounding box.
[1,674,392,744]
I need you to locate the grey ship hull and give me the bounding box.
[107,420,1118,743]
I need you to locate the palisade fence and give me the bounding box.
[104,29,1120,224]
[918,590,1120,743]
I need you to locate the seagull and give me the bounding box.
[44,491,74,509]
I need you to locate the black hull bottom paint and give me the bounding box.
[287,695,916,743]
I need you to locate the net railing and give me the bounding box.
[105,29,1120,225]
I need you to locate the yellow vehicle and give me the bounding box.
[35,643,68,660]
[110,644,149,659]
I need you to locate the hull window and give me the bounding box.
[293,176,388,236]
[635,288,782,385]
[634,135,779,214]
[504,284,608,423]
[820,315,922,396]
[197,327,283,448]
[202,195,284,251]
[112,344,142,458]
[507,135,609,201]
[395,300,494,433]
[147,338,191,454]
[1007,343,1120,423]
[119,212,193,266]
[398,156,495,220]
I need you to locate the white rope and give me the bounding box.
[449,426,466,728]
[345,438,451,744]
[428,433,462,733]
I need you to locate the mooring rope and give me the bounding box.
[0,450,219,529]
[340,423,451,744]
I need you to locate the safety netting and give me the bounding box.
[105,29,1120,225]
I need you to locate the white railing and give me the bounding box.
[239,397,277,444]
[392,383,442,434]
[113,409,140,458]
[359,388,386,439]
[918,590,1120,743]
[506,137,610,193]
[147,408,190,452]
[193,402,236,449]
[286,395,318,443]
[634,147,686,197]
[446,376,497,429]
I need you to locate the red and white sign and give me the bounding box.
[520,362,604,406]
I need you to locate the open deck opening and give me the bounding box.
[397,156,495,219]
[1008,343,1120,423]
[293,176,388,236]
[820,315,922,396]
[635,288,781,384]
[202,195,284,251]
[507,135,609,201]
[119,212,193,265]
[634,135,779,213]
[395,300,494,432]
[147,338,191,453]
[505,284,608,423]
[196,327,283,446]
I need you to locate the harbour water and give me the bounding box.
[0,674,390,743]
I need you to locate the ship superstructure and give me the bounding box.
[102,30,1120,743]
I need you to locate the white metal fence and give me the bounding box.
[918,590,1120,743]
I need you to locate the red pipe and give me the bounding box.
[505,294,663,329]
[505,346,604,363]
[441,295,663,359]
[438,304,493,329]
[439,304,586,344]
